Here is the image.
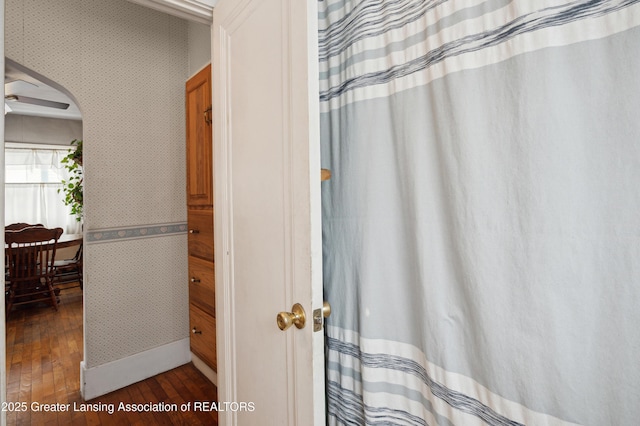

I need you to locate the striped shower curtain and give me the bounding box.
[319,1,640,425]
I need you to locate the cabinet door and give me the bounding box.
[186,64,213,207]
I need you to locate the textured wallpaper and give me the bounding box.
[5,0,191,368]
[85,235,188,366]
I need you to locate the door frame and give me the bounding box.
[125,1,325,424]
[126,0,216,25]
[1,2,7,425]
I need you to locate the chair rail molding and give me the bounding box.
[126,0,217,25]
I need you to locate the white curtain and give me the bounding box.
[5,146,81,234]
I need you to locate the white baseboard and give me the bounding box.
[191,352,217,385]
[80,338,191,400]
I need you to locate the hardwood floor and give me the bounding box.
[5,287,218,425]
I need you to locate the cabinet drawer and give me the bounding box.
[188,208,214,261]
[190,304,216,370]
[189,256,215,314]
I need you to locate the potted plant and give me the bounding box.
[59,139,83,222]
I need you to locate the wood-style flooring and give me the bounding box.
[5,286,218,425]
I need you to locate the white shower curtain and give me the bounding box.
[319,1,640,425]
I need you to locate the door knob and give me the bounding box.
[322,301,331,318]
[277,303,306,331]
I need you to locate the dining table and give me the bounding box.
[54,233,83,249]
[4,231,82,282]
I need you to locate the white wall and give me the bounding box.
[4,115,82,146]
[188,21,211,76]
[5,0,191,382]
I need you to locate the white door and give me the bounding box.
[212,1,325,425]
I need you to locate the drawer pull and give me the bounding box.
[192,327,202,335]
[189,229,200,234]
[190,277,201,283]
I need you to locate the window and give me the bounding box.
[5,144,82,234]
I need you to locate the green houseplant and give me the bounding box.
[59,139,83,222]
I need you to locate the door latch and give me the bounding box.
[313,301,331,332]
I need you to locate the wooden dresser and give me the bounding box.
[186,64,216,371]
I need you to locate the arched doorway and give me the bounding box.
[4,59,84,420]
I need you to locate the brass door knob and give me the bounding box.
[192,327,202,335]
[277,303,306,331]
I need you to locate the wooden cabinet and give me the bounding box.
[186,64,216,372]
[186,64,213,207]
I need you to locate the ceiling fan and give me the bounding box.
[5,94,70,110]
[5,80,70,110]
[4,60,81,119]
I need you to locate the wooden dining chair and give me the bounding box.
[4,224,45,291]
[53,243,83,291]
[5,223,44,230]
[5,226,64,317]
